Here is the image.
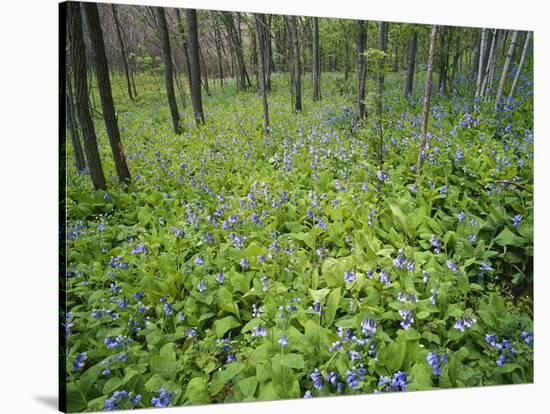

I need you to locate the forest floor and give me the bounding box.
[64,71,533,411]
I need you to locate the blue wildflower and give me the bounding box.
[151,388,175,408]
[311,368,324,390]
[72,352,87,372]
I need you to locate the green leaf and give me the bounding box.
[237,376,258,397]
[185,377,210,404]
[137,206,151,226]
[103,377,122,394]
[213,315,241,338]
[209,362,245,396]
[279,353,305,369]
[494,227,525,247]
[416,311,430,320]
[150,355,177,380]
[325,287,341,327]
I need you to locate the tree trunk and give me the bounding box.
[508,31,532,101]
[404,28,417,99]
[288,16,302,112]
[495,30,519,110]
[199,42,210,96]
[213,23,224,87]
[355,20,367,120]
[111,4,133,100]
[83,2,131,183]
[254,14,270,135]
[66,73,86,172]
[186,9,205,124]
[156,7,181,134]
[311,17,321,101]
[67,2,107,190]
[416,25,438,175]
[175,9,193,89]
[377,21,388,163]
[221,12,250,91]
[438,26,448,93]
[475,28,487,98]
[481,29,498,97]
[471,30,480,80]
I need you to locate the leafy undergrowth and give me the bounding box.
[64,72,533,411]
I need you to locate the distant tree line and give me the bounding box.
[63,2,533,190]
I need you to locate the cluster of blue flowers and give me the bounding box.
[72,352,87,372]
[104,390,141,411]
[104,335,131,349]
[378,371,409,392]
[151,387,175,408]
[346,365,367,389]
[399,309,414,330]
[453,316,476,332]
[393,249,415,272]
[426,351,448,375]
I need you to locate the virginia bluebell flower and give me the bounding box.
[72,352,87,372]
[361,319,377,336]
[311,368,324,390]
[151,388,175,408]
[399,309,414,330]
[251,325,267,338]
[346,365,367,389]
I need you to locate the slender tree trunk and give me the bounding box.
[377,21,388,164]
[404,28,417,99]
[111,4,133,100]
[355,20,367,120]
[481,29,498,97]
[508,31,532,101]
[416,25,438,175]
[266,16,273,89]
[199,43,210,96]
[471,30,480,80]
[254,14,270,135]
[83,2,131,183]
[475,28,487,98]
[311,17,321,101]
[67,2,107,190]
[156,7,181,134]
[288,16,302,112]
[495,30,519,110]
[343,23,350,81]
[175,9,193,88]
[213,24,224,87]
[221,12,250,91]
[66,73,86,172]
[438,27,447,93]
[186,9,205,125]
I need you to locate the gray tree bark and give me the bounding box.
[111,4,133,100]
[156,7,181,134]
[66,73,86,172]
[508,31,531,101]
[83,2,132,183]
[355,20,367,120]
[288,16,302,112]
[67,2,107,190]
[311,17,321,101]
[495,30,519,110]
[416,25,438,175]
[475,28,487,98]
[186,9,205,125]
[254,14,270,135]
[404,28,417,99]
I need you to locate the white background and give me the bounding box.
[0,0,547,412]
